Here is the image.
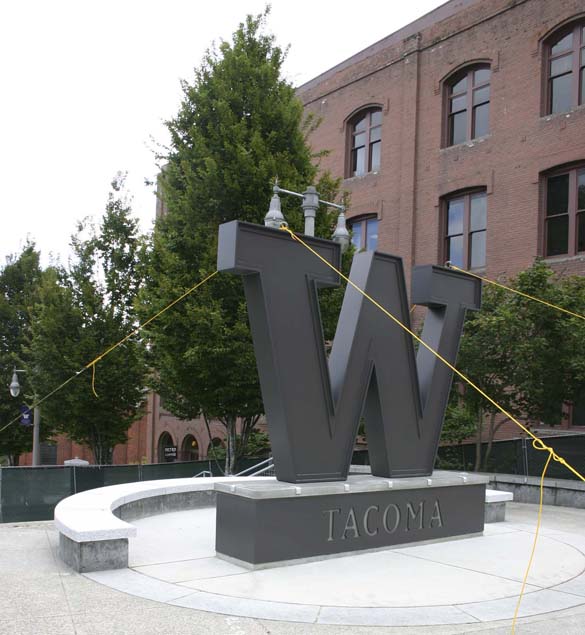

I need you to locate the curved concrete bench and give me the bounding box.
[55,475,512,573]
[55,476,273,572]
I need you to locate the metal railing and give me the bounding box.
[236,456,274,477]
[193,469,213,478]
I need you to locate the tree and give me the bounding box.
[31,174,147,464]
[443,260,585,471]
[142,10,342,474]
[0,244,44,465]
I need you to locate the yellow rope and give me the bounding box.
[511,448,552,633]
[280,227,583,479]
[448,263,585,629]
[2,228,581,633]
[280,226,585,633]
[85,270,219,385]
[448,264,585,321]
[0,271,218,431]
[90,362,99,398]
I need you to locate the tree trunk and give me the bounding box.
[221,417,236,476]
[473,409,483,472]
[203,413,224,475]
[225,418,237,475]
[482,412,497,471]
[224,425,231,476]
[91,431,102,465]
[91,437,113,465]
[482,415,510,472]
[92,444,100,465]
[236,415,261,463]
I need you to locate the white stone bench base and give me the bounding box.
[485,489,514,522]
[59,533,128,573]
[485,501,507,522]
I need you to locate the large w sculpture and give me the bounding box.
[218,221,481,483]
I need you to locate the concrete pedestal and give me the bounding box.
[59,533,128,573]
[215,471,488,568]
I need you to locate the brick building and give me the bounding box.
[18,0,585,465]
[298,0,585,436]
[18,392,228,466]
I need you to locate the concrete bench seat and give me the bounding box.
[485,488,514,522]
[55,474,513,572]
[55,476,273,572]
[485,489,514,504]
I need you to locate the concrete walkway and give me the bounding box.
[2,503,585,634]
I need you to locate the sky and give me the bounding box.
[0,0,444,266]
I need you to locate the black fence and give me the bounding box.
[436,434,585,480]
[3,437,584,524]
[0,457,261,524]
[354,434,585,481]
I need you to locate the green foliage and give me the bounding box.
[434,446,468,471]
[210,430,271,466]
[142,10,343,474]
[0,244,43,464]
[30,174,147,464]
[443,260,585,470]
[441,396,478,445]
[243,429,271,457]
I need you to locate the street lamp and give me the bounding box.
[9,369,20,398]
[264,185,288,229]
[265,183,350,253]
[8,367,41,466]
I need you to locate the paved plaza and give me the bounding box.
[2,503,585,634]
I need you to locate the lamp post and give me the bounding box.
[301,186,319,238]
[265,183,350,253]
[9,368,40,466]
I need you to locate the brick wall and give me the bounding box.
[298,0,585,442]
[299,0,585,281]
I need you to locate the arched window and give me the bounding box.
[442,189,487,269]
[157,431,175,463]
[545,20,585,115]
[445,65,491,146]
[542,163,585,257]
[347,108,382,177]
[348,215,379,251]
[180,435,199,461]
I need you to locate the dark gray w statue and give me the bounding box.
[218,221,481,483]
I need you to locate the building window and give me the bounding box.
[157,431,175,463]
[443,191,487,269]
[546,21,585,115]
[349,215,378,251]
[180,435,199,461]
[544,165,585,257]
[445,65,491,146]
[348,109,382,177]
